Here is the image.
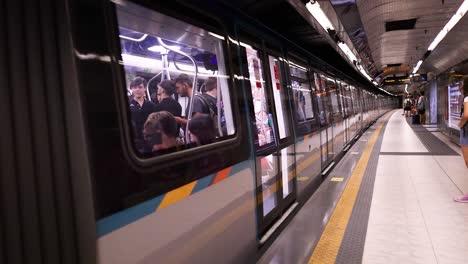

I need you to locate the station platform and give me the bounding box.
[258,110,468,264]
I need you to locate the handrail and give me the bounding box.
[157,37,198,144]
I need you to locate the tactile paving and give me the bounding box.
[335,116,389,264]
[405,117,459,156]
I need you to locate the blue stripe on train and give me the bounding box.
[96,195,165,237]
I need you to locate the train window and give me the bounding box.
[316,73,328,126]
[115,2,235,158]
[256,153,278,216]
[245,47,276,147]
[268,55,289,139]
[289,63,314,121]
[324,77,340,114]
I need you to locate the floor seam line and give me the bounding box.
[407,159,440,264]
[432,156,464,194]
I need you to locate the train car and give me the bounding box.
[0,0,398,263]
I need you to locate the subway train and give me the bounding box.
[0,0,398,263]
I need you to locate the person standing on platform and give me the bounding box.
[417,91,426,124]
[454,76,468,203]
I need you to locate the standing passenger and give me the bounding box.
[417,91,426,124]
[454,76,468,202]
[143,111,179,153]
[154,80,182,118]
[129,77,157,144]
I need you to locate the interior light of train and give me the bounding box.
[228,36,238,44]
[147,45,181,53]
[120,53,227,77]
[412,60,423,74]
[288,61,307,71]
[305,1,335,31]
[428,0,468,51]
[119,33,148,42]
[208,32,225,40]
[239,41,254,50]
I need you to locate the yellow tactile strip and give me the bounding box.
[308,113,391,264]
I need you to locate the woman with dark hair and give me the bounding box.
[154,79,182,118]
[188,114,216,146]
[454,76,468,203]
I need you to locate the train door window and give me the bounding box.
[257,154,279,216]
[245,46,276,147]
[115,2,236,158]
[289,62,314,121]
[268,55,289,139]
[280,146,295,198]
[324,76,340,114]
[316,73,328,126]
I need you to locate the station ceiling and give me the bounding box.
[223,0,468,96]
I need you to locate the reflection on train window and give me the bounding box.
[281,146,295,198]
[289,63,314,122]
[268,56,289,139]
[325,77,340,114]
[316,73,328,125]
[257,154,278,216]
[245,47,275,147]
[116,3,235,157]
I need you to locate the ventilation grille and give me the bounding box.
[385,18,417,32]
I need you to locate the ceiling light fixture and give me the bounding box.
[412,60,423,74]
[305,1,335,31]
[428,0,468,51]
[148,45,181,53]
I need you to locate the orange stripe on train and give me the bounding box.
[212,166,232,185]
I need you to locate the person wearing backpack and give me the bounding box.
[417,91,426,124]
[403,97,412,117]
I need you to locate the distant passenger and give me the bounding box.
[417,91,426,124]
[154,80,182,118]
[454,76,468,203]
[129,77,157,143]
[403,97,412,117]
[188,113,216,146]
[143,111,179,153]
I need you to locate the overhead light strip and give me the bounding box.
[412,1,468,74]
[428,0,468,51]
[305,1,335,31]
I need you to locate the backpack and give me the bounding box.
[418,97,425,111]
[405,100,411,108]
[196,94,227,137]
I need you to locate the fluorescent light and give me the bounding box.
[412,60,423,74]
[337,42,357,63]
[119,33,148,42]
[305,1,335,31]
[428,1,468,51]
[148,45,181,53]
[208,32,225,40]
[120,53,226,77]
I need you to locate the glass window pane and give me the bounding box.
[268,56,289,139]
[257,154,278,216]
[245,47,275,147]
[325,77,340,114]
[116,3,236,157]
[290,63,314,121]
[281,146,295,198]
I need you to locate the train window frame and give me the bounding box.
[288,59,316,123]
[237,30,279,152]
[264,51,294,146]
[108,0,243,168]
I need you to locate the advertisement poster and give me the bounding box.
[448,84,463,130]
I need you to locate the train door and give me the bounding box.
[237,32,296,237]
[317,74,334,168]
[324,76,345,157]
[337,80,349,145]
